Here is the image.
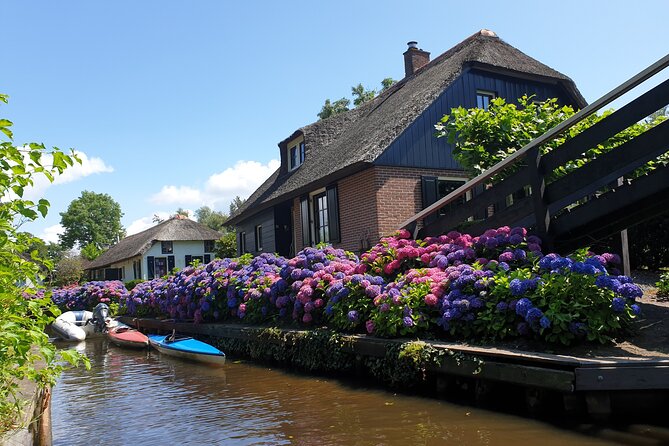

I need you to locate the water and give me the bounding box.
[51,338,613,446]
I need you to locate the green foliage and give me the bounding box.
[80,242,102,260]
[317,97,351,120]
[435,95,664,181]
[59,190,125,250]
[194,206,229,232]
[124,279,145,291]
[381,77,396,91]
[657,271,669,297]
[214,233,238,259]
[318,78,397,120]
[52,255,84,286]
[351,83,376,107]
[229,196,246,216]
[365,341,445,387]
[0,94,88,433]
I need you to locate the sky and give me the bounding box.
[3,0,668,244]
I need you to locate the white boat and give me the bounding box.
[51,310,97,341]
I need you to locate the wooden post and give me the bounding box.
[617,178,632,276]
[527,147,553,250]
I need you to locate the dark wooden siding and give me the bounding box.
[374,68,574,169]
[236,208,275,256]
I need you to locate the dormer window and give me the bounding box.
[289,141,305,170]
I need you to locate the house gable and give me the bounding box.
[374,67,580,169]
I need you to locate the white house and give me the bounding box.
[84,217,222,282]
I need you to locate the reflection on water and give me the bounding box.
[52,338,612,446]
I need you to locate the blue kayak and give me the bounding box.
[148,334,226,365]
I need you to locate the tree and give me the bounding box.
[173,207,190,218]
[435,95,665,180]
[0,93,87,432]
[195,206,228,232]
[318,78,397,119]
[59,191,125,249]
[214,232,237,259]
[381,77,396,91]
[317,97,351,120]
[229,196,246,215]
[351,83,376,107]
[53,254,84,286]
[80,242,102,260]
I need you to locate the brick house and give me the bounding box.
[227,30,586,256]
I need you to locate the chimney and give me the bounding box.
[403,41,430,77]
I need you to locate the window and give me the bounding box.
[314,193,329,244]
[239,231,246,254]
[204,240,215,253]
[255,225,263,251]
[161,241,173,254]
[289,141,306,170]
[301,185,340,246]
[476,90,496,110]
[437,179,468,216]
[154,257,167,277]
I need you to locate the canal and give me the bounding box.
[52,338,614,445]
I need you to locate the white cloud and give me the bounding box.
[39,224,64,244]
[149,185,202,206]
[126,211,171,235]
[23,150,114,200]
[149,159,279,210]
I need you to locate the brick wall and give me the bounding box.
[291,165,465,255]
[373,166,465,238]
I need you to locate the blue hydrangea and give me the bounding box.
[611,297,626,313]
[539,316,551,329]
[509,279,526,296]
[515,298,533,317]
[402,316,414,327]
[618,283,642,300]
[496,301,508,312]
[347,310,359,322]
[630,304,641,315]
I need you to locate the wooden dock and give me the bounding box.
[119,316,669,420]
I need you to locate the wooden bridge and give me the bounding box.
[400,54,669,255]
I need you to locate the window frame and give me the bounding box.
[161,241,173,254]
[476,89,496,110]
[204,239,215,253]
[313,191,329,244]
[288,140,306,171]
[436,177,472,217]
[239,231,246,254]
[254,225,263,252]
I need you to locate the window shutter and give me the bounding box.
[147,256,155,279]
[185,255,192,266]
[326,185,340,243]
[168,255,175,271]
[421,176,439,225]
[300,196,311,246]
[204,254,211,264]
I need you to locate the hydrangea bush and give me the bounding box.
[66,226,643,346]
[51,280,129,311]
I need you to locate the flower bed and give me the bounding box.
[56,227,642,345]
[51,280,129,311]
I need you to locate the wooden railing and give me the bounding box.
[399,54,669,252]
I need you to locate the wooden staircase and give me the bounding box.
[400,54,669,253]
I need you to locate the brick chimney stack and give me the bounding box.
[403,41,430,77]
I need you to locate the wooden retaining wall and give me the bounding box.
[120,317,669,420]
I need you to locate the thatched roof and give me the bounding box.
[85,217,222,269]
[228,30,585,225]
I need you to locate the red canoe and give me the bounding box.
[107,324,149,349]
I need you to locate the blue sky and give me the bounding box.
[3,0,668,243]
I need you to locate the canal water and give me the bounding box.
[52,337,613,446]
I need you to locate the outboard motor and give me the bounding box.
[92,303,110,333]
